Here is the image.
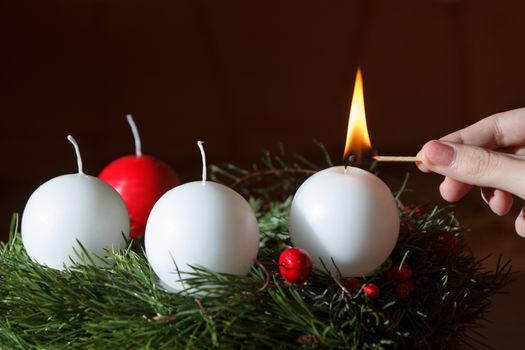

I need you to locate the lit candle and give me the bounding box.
[145,141,260,292]
[22,136,130,270]
[289,68,399,277]
[99,115,180,239]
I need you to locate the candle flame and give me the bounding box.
[343,67,372,163]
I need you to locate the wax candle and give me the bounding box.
[145,141,260,292]
[22,136,129,270]
[99,115,180,239]
[289,67,399,277]
[288,166,399,277]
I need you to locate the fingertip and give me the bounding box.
[418,141,433,167]
[415,149,431,173]
[416,161,432,173]
[439,180,457,203]
[480,187,492,205]
[421,140,457,168]
[481,188,513,216]
[439,177,472,202]
[515,208,525,237]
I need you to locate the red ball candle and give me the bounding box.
[99,115,180,239]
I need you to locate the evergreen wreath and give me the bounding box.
[0,144,511,349]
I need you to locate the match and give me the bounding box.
[372,156,420,163]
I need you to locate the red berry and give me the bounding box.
[395,265,413,281]
[435,232,458,257]
[382,269,398,283]
[395,280,416,300]
[278,247,313,284]
[403,204,423,218]
[363,283,380,299]
[344,277,362,294]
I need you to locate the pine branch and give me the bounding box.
[209,142,334,201]
[229,168,316,191]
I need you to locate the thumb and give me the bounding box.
[420,140,525,199]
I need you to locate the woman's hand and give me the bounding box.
[417,107,525,236]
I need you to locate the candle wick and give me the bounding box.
[126,114,142,156]
[67,135,84,175]
[197,140,207,185]
[344,155,355,173]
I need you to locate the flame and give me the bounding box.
[343,67,372,163]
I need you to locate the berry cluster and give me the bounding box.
[384,264,416,299]
[277,224,458,303]
[342,264,416,301]
[434,232,458,258]
[277,246,417,302]
[401,204,423,231]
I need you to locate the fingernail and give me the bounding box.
[424,141,456,167]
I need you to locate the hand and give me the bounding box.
[416,107,525,236]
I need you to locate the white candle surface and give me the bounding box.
[21,136,129,270]
[289,166,399,277]
[145,141,260,292]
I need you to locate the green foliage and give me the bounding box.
[0,146,512,349]
[0,204,511,349]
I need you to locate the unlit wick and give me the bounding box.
[67,135,84,175]
[197,140,207,185]
[126,114,142,157]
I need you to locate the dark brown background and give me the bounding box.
[2,0,525,347]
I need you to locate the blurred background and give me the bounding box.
[2,0,525,347]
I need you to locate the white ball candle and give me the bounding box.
[22,136,130,270]
[145,141,260,292]
[289,166,399,277]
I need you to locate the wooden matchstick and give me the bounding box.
[372,156,420,163]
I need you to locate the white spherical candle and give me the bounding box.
[22,136,129,270]
[289,166,399,277]
[145,141,259,292]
